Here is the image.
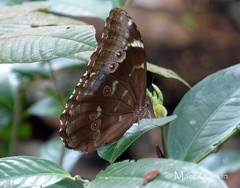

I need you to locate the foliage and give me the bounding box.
[0,0,239,187]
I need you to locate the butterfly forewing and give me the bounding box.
[59,8,147,153]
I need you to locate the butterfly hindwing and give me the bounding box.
[59,8,147,153]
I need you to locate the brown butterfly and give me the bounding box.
[59,8,147,153]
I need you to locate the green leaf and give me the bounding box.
[98,116,176,163]
[48,0,113,20]
[46,178,84,188]
[200,150,240,175]
[0,2,85,35]
[88,158,227,187]
[0,24,30,36]
[0,1,48,11]
[0,25,97,63]
[0,156,72,188]
[27,97,62,118]
[39,138,82,172]
[147,62,191,88]
[167,64,240,161]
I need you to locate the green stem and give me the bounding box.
[59,144,65,166]
[194,124,240,163]
[161,126,168,158]
[8,84,22,156]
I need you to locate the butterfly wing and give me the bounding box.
[59,8,146,153]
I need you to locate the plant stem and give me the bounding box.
[59,144,65,165]
[161,126,168,158]
[8,84,22,156]
[194,124,240,163]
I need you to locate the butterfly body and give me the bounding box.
[59,8,147,153]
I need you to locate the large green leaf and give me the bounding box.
[0,156,72,188]
[0,25,96,63]
[88,158,227,187]
[0,2,85,35]
[167,64,240,161]
[48,0,113,20]
[0,0,49,13]
[200,150,240,175]
[98,116,176,163]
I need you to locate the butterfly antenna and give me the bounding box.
[149,77,155,91]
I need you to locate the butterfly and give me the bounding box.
[59,8,147,153]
